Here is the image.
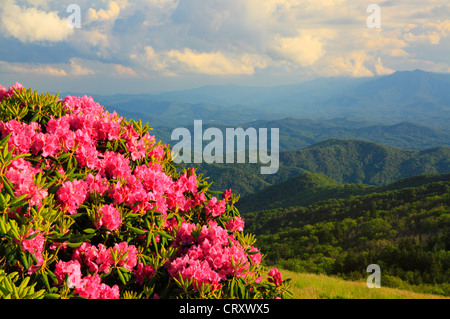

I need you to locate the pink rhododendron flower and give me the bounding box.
[166,222,257,289]
[6,82,24,98]
[101,151,131,179]
[74,274,120,299]
[64,95,104,117]
[134,263,156,285]
[6,158,48,208]
[174,222,196,246]
[248,246,262,266]
[73,242,113,274]
[95,204,121,231]
[166,255,223,291]
[93,114,121,141]
[226,216,245,232]
[96,244,115,273]
[204,196,226,218]
[54,260,82,288]
[21,229,45,274]
[0,120,40,154]
[56,179,88,214]
[32,132,60,157]
[134,164,173,194]
[73,242,137,275]
[268,267,282,287]
[0,83,280,299]
[85,173,109,196]
[0,85,7,101]
[222,189,232,201]
[112,242,138,271]
[176,169,198,194]
[148,144,165,160]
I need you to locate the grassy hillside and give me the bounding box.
[244,178,450,296]
[279,269,449,299]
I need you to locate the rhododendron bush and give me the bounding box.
[0,83,291,299]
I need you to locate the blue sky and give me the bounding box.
[1,0,450,95]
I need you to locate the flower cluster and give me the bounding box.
[268,267,283,287]
[72,241,138,274]
[0,83,290,299]
[167,221,261,291]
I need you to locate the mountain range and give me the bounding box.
[88,69,450,132]
[151,118,450,152]
[236,171,450,214]
[190,139,450,197]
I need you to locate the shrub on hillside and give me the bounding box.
[0,83,290,299]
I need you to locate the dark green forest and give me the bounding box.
[189,139,450,197]
[243,176,450,296]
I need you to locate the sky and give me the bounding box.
[1,0,450,95]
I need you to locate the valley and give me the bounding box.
[94,69,450,297]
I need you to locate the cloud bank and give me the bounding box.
[0,0,449,92]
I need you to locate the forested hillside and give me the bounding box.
[190,139,450,196]
[237,172,450,213]
[243,178,450,296]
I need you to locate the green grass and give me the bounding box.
[279,269,449,299]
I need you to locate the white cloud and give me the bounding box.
[133,46,268,76]
[87,1,128,21]
[114,64,137,77]
[0,61,68,76]
[166,49,266,75]
[374,57,395,75]
[318,51,375,78]
[70,58,95,76]
[2,0,450,87]
[267,29,334,67]
[0,0,74,43]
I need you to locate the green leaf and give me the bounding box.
[40,272,50,291]
[151,234,158,253]
[8,193,28,205]
[66,242,84,248]
[1,176,15,197]
[156,231,173,240]
[127,225,147,235]
[117,268,126,285]
[19,252,30,270]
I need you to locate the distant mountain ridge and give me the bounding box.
[115,117,450,152]
[236,171,450,213]
[236,171,375,213]
[317,69,450,129]
[85,69,450,131]
[190,139,450,197]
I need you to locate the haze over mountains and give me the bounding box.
[91,69,450,133]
